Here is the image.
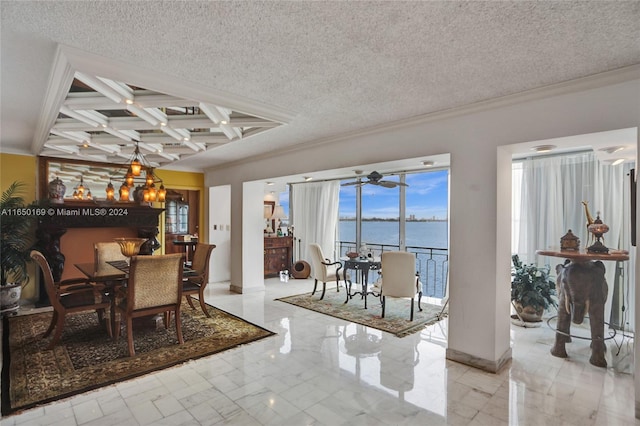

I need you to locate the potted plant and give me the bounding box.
[511,254,557,324]
[1,181,35,316]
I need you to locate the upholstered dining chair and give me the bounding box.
[30,250,112,349]
[114,253,184,356]
[308,243,348,300]
[182,243,216,317]
[94,241,128,266]
[379,251,423,321]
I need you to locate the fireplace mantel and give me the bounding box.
[34,202,164,306]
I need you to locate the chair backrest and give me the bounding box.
[308,243,329,281]
[190,243,216,283]
[126,253,183,312]
[94,242,127,266]
[380,251,417,298]
[30,250,63,311]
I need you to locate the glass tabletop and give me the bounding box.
[75,262,127,281]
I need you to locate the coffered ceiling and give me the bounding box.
[1,2,639,173]
[41,74,285,167]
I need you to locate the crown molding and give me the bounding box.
[207,64,640,173]
[31,46,75,155]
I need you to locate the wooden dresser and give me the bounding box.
[264,236,293,277]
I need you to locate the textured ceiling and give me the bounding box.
[1,1,639,172]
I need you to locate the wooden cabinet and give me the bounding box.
[264,236,293,278]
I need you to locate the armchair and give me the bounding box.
[308,243,348,300]
[182,243,216,317]
[114,253,184,356]
[30,250,111,349]
[379,251,423,321]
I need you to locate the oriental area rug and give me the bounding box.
[1,304,274,416]
[277,290,447,338]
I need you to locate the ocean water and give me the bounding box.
[338,220,449,298]
[339,220,448,249]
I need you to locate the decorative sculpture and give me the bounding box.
[550,260,608,367]
[581,201,595,247]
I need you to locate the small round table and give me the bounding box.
[341,257,382,309]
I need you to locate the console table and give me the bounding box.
[264,236,293,278]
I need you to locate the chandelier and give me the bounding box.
[105,142,166,203]
[72,176,92,200]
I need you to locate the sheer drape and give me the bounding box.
[514,152,634,330]
[291,181,340,268]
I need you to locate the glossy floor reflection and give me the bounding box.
[2,278,638,425]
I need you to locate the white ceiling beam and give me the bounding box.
[75,72,124,103]
[126,104,159,126]
[44,143,80,154]
[161,126,185,142]
[59,106,100,127]
[96,77,133,102]
[199,102,241,140]
[103,127,133,142]
[64,93,196,110]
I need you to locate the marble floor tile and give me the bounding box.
[2,278,639,425]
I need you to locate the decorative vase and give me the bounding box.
[114,238,148,257]
[513,301,543,322]
[0,283,22,316]
[48,177,66,204]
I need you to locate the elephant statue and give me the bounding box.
[550,259,608,367]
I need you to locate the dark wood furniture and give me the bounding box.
[342,257,382,309]
[264,236,293,278]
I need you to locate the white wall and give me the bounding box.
[208,185,231,282]
[205,74,640,372]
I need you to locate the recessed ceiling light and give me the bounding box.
[304,176,313,181]
[422,160,435,167]
[124,99,134,105]
[600,146,625,154]
[354,170,363,175]
[220,120,228,125]
[266,182,274,186]
[610,158,625,166]
[531,145,556,153]
[159,121,167,127]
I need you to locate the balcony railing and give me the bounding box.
[335,241,448,299]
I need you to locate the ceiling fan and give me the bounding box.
[341,171,408,188]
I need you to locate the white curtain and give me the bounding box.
[514,151,635,330]
[291,181,340,268]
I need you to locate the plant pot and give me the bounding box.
[512,301,543,323]
[1,283,22,316]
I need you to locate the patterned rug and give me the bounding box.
[1,304,274,416]
[276,289,447,337]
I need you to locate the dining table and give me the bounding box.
[75,260,196,337]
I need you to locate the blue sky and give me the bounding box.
[339,170,449,220]
[277,169,449,221]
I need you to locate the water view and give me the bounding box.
[338,220,449,298]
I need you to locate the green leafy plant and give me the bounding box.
[1,182,35,287]
[511,254,557,311]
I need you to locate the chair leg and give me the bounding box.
[127,317,135,357]
[320,282,327,300]
[198,289,210,317]
[382,296,386,318]
[312,279,318,296]
[335,278,340,292]
[99,308,113,337]
[417,291,423,312]
[46,313,65,350]
[43,310,58,338]
[410,297,415,321]
[174,307,184,344]
[185,295,196,310]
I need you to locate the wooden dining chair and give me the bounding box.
[30,250,112,349]
[182,243,216,317]
[114,253,184,356]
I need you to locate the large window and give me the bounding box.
[337,169,449,298]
